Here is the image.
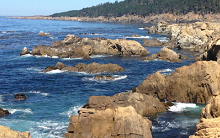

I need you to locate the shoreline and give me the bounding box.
[6,12,220,24]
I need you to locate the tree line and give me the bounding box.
[51,0,220,17]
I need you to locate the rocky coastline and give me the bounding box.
[6,12,220,24]
[0,125,31,138]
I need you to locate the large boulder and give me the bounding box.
[142,47,181,62]
[189,91,220,138]
[136,61,220,103]
[0,125,31,138]
[25,35,149,58]
[43,62,125,74]
[64,106,152,138]
[83,92,167,116]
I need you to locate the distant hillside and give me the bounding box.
[51,0,220,17]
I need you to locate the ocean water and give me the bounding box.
[0,17,204,138]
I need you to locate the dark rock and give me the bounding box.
[14,94,28,101]
[0,108,10,117]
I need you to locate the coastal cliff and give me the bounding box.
[0,125,31,138]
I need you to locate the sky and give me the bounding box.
[0,0,123,16]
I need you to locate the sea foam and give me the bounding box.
[169,103,197,112]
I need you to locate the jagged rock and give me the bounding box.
[189,91,220,138]
[142,47,181,62]
[25,35,149,58]
[43,62,125,74]
[20,47,30,55]
[14,94,28,101]
[148,26,157,33]
[136,61,220,103]
[0,125,31,138]
[0,108,10,117]
[142,38,163,46]
[94,75,115,80]
[64,106,152,138]
[83,92,167,116]
[38,31,50,36]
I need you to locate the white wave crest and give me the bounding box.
[28,91,50,96]
[21,54,32,57]
[60,106,82,117]
[138,28,144,30]
[46,69,66,74]
[61,57,83,60]
[169,102,197,112]
[126,36,150,39]
[113,75,127,80]
[84,75,127,82]
[49,37,58,39]
[8,108,33,114]
[90,55,113,58]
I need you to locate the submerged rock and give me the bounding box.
[38,31,50,36]
[64,106,152,138]
[43,62,125,74]
[0,125,31,138]
[14,94,28,101]
[189,91,220,138]
[136,61,220,103]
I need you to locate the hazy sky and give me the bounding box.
[0,0,123,16]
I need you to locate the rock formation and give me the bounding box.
[43,62,125,74]
[142,47,181,62]
[38,31,50,36]
[136,61,220,103]
[63,106,152,138]
[142,38,163,46]
[14,94,28,101]
[148,22,220,53]
[189,91,220,138]
[83,92,167,116]
[25,35,149,58]
[0,125,31,138]
[93,75,115,80]
[20,47,30,55]
[0,108,10,117]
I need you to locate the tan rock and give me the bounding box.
[64,106,152,138]
[38,31,50,36]
[136,61,220,103]
[0,125,31,138]
[20,47,30,55]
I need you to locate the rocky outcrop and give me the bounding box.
[93,75,115,80]
[83,92,167,116]
[142,38,163,46]
[142,47,181,62]
[148,22,220,53]
[189,91,220,138]
[26,35,149,58]
[20,47,30,55]
[63,106,152,138]
[0,108,10,117]
[38,31,50,36]
[0,125,31,138]
[14,94,28,101]
[43,62,125,74]
[136,61,220,103]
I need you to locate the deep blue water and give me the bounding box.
[0,17,204,138]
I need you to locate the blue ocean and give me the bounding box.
[0,17,204,138]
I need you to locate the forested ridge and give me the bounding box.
[51,0,220,17]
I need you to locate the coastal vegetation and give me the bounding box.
[51,0,220,17]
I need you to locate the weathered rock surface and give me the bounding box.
[83,92,167,116]
[0,125,31,138]
[93,75,115,80]
[14,94,28,101]
[20,47,30,55]
[64,106,152,138]
[142,38,163,46]
[136,61,220,103]
[0,108,10,117]
[43,62,125,74]
[189,91,220,138]
[142,47,181,62]
[27,35,149,58]
[38,31,50,36]
[148,22,220,53]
